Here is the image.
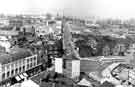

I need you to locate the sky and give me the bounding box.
[0,0,135,19]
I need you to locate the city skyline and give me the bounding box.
[1,0,135,19]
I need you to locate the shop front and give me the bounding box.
[0,78,12,87]
[10,72,29,86]
[0,64,43,87]
[26,64,43,77]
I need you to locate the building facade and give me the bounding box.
[55,58,80,80]
[0,53,39,87]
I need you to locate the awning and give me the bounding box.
[22,73,28,77]
[11,73,28,85]
[15,76,21,81]
[19,73,29,80]
[19,74,25,79]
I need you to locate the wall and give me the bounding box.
[55,58,63,73]
[72,60,80,79]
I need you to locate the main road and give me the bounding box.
[62,22,80,59]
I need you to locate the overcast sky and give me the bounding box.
[1,0,135,19]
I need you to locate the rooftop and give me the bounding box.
[0,47,33,64]
[0,26,18,36]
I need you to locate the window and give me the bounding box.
[11,70,14,76]
[30,63,32,68]
[34,57,36,61]
[27,59,29,63]
[7,71,10,78]
[23,66,25,71]
[27,64,29,69]
[2,73,5,80]
[19,67,21,72]
[33,62,36,66]
[15,68,18,74]
[30,58,32,62]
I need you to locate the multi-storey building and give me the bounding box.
[0,48,41,87]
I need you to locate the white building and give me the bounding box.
[55,57,80,80]
[0,49,38,87]
[0,36,11,52]
[55,58,63,73]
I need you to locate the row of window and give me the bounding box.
[26,57,37,64]
[1,55,37,80]
[27,62,37,70]
[2,56,37,72]
[2,61,37,80]
[2,66,25,80]
[2,59,25,72]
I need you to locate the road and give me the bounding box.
[63,22,80,59]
